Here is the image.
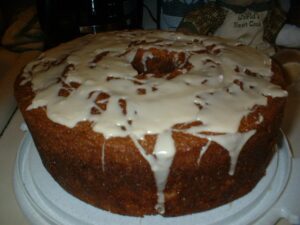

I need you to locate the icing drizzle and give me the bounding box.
[20,30,287,214]
[131,131,175,214]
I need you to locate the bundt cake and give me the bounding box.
[14,30,287,216]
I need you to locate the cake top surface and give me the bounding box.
[18,30,288,214]
[20,30,286,138]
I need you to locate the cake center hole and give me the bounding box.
[131,48,191,78]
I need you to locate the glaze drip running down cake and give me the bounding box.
[15,30,287,216]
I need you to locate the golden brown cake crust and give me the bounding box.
[14,30,287,216]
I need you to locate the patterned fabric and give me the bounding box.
[178,1,287,46]
[177,2,226,35]
[263,4,286,44]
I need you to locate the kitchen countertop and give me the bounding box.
[0,49,299,225]
[0,48,40,134]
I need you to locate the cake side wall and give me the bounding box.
[14,76,286,216]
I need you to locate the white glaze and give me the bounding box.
[197,140,211,165]
[131,130,175,214]
[20,30,288,214]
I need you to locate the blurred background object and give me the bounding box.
[275,0,300,48]
[177,0,300,55]
[1,0,43,51]
[0,0,42,134]
[159,0,206,30]
[36,0,143,48]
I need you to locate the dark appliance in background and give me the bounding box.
[36,0,143,49]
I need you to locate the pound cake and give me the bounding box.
[14,30,288,216]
